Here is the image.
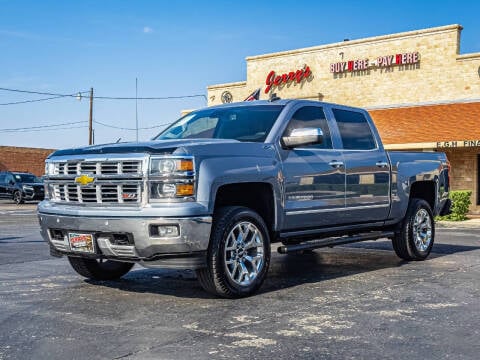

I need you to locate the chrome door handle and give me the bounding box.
[376,161,389,168]
[329,160,344,168]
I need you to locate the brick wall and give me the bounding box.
[0,146,55,176]
[443,148,479,214]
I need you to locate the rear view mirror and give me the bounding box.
[282,127,323,148]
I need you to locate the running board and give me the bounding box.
[277,231,395,254]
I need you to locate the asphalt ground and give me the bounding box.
[0,204,479,359]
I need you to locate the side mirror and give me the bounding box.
[282,127,323,148]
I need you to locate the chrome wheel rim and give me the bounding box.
[224,221,265,286]
[413,208,432,252]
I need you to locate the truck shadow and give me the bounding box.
[87,239,480,299]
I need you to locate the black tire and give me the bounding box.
[13,191,24,204]
[67,257,134,280]
[392,198,435,261]
[196,206,271,298]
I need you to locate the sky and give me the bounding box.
[1,0,479,149]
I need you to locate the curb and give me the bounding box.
[436,220,480,229]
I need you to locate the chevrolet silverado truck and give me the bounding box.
[38,99,451,298]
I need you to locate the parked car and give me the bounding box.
[38,99,451,297]
[0,171,45,204]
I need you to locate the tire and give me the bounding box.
[392,198,435,261]
[67,257,134,280]
[13,191,24,204]
[196,206,271,298]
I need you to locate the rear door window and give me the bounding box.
[332,109,376,150]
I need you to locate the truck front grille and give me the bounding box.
[55,160,142,175]
[51,183,142,204]
[47,158,144,205]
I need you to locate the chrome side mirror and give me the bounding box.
[282,127,323,148]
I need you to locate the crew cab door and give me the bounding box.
[329,107,391,223]
[278,105,346,230]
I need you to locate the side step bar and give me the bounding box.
[277,231,395,254]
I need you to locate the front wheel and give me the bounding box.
[392,198,435,261]
[68,257,134,280]
[196,206,271,298]
[13,191,24,204]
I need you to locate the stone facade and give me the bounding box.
[207,24,480,214]
[207,24,480,108]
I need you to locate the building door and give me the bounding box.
[477,154,480,206]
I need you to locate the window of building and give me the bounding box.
[284,106,332,149]
[332,109,376,150]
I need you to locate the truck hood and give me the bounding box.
[49,139,242,157]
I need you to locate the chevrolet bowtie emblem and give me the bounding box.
[75,174,95,186]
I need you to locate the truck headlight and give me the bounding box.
[45,161,56,175]
[150,158,193,175]
[150,182,195,199]
[148,156,195,202]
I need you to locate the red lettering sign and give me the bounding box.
[331,52,420,73]
[265,65,312,93]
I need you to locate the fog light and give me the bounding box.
[150,225,180,237]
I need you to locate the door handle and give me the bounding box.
[329,160,344,168]
[376,161,389,168]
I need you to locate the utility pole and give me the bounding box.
[88,87,94,145]
[135,78,138,142]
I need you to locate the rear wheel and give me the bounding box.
[67,257,134,280]
[13,191,24,204]
[196,206,271,298]
[392,198,435,261]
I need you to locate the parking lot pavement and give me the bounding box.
[1,212,479,360]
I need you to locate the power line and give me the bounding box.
[0,125,88,133]
[0,95,70,106]
[93,119,173,131]
[0,87,207,102]
[0,120,86,132]
[93,94,207,100]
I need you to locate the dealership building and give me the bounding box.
[207,24,480,214]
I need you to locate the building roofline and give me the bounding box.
[246,24,463,61]
[366,98,480,111]
[207,81,246,90]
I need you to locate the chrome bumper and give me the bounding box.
[38,211,212,269]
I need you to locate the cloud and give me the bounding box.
[143,26,153,34]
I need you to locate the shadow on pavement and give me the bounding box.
[83,239,480,299]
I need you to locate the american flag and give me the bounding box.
[244,88,261,101]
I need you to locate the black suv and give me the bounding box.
[0,171,45,204]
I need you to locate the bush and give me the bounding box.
[436,190,472,221]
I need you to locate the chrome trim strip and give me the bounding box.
[286,204,390,216]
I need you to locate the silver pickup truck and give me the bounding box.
[38,99,451,298]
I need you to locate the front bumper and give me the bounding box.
[38,210,212,269]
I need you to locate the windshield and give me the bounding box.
[154,105,284,142]
[14,174,42,183]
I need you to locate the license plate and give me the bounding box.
[68,232,95,253]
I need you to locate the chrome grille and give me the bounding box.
[51,183,141,204]
[53,160,142,175]
[48,159,143,205]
